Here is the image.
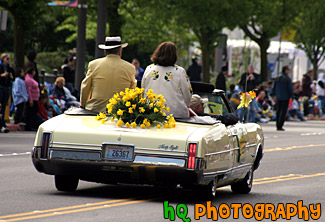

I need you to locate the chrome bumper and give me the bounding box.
[32,147,186,168]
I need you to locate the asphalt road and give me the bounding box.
[0,120,324,222]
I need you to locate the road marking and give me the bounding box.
[265,144,325,152]
[1,172,325,221]
[0,152,31,157]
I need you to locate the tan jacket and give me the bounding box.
[80,54,136,113]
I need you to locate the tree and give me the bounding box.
[166,0,234,83]
[123,0,233,83]
[0,0,50,68]
[120,0,193,66]
[293,0,325,78]
[231,0,303,81]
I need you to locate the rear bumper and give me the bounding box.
[32,147,202,185]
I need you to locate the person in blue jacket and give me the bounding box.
[271,65,293,131]
[12,67,29,124]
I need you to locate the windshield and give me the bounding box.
[196,92,232,116]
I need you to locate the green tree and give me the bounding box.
[120,0,193,66]
[166,0,234,83]
[293,0,325,77]
[0,0,50,68]
[231,0,302,81]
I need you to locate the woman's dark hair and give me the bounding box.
[25,66,35,75]
[282,65,289,73]
[15,67,23,77]
[151,42,177,66]
[27,50,37,61]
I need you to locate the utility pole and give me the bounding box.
[95,0,107,58]
[75,0,87,93]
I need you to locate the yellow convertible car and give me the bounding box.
[32,82,263,199]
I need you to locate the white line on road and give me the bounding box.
[0,152,31,157]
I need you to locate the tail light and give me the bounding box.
[40,132,52,159]
[187,143,197,170]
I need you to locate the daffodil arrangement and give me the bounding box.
[237,91,256,109]
[95,87,176,129]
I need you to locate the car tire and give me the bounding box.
[200,178,217,200]
[231,167,253,194]
[55,175,79,192]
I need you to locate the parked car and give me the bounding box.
[32,82,263,199]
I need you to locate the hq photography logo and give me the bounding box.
[163,201,321,221]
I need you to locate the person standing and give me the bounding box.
[0,54,14,132]
[302,70,314,116]
[187,57,201,81]
[25,66,42,130]
[62,56,76,95]
[132,58,144,81]
[80,36,136,113]
[25,51,39,85]
[142,42,192,118]
[12,67,28,124]
[239,65,261,92]
[238,65,261,122]
[271,65,293,131]
[215,66,228,91]
[316,72,325,115]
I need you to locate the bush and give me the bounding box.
[37,51,68,74]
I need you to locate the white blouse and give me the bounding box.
[142,64,192,118]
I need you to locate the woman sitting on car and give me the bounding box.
[141,42,192,118]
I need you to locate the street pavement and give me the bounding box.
[0,120,324,221]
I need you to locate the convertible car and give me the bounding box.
[32,82,263,199]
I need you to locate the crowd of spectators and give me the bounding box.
[0,51,79,132]
[225,67,325,125]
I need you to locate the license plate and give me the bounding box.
[102,144,134,161]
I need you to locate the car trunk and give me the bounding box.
[48,115,201,158]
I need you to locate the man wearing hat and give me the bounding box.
[189,94,239,126]
[80,36,136,113]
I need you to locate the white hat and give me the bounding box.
[190,94,209,107]
[98,36,128,50]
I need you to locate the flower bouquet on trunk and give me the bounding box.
[95,87,176,129]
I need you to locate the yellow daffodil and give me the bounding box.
[122,95,131,101]
[139,107,145,113]
[111,118,114,122]
[117,119,124,127]
[238,91,256,109]
[101,119,106,124]
[131,122,137,128]
[166,107,170,112]
[132,104,136,109]
[125,122,130,128]
[120,91,125,96]
[146,122,151,127]
[157,124,161,129]
[117,109,124,116]
[95,115,100,121]
[140,124,146,129]
[139,98,146,104]
[154,108,159,113]
[110,98,117,105]
[99,112,106,119]
[163,123,170,128]
[149,103,154,108]
[125,101,131,107]
[156,101,162,107]
[128,108,133,113]
[143,118,148,124]
[148,89,153,94]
